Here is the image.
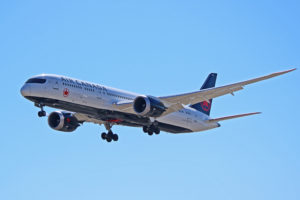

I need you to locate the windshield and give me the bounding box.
[26,78,46,84]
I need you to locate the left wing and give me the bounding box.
[110,69,295,116]
[158,68,295,116]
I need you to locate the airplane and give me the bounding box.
[20,69,295,142]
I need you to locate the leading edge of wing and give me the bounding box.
[159,68,296,107]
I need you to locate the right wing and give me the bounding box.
[74,113,105,125]
[112,100,135,113]
[158,68,296,116]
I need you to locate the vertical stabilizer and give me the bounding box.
[190,73,217,116]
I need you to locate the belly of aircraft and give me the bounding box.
[25,96,193,133]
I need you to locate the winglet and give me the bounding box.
[208,112,261,123]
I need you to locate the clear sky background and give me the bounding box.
[0,1,299,200]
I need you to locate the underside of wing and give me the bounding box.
[112,100,135,113]
[74,113,105,125]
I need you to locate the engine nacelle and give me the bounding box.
[48,111,79,132]
[133,95,166,117]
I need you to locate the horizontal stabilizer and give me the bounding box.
[208,112,261,123]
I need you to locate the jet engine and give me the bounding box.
[48,111,80,132]
[133,95,166,117]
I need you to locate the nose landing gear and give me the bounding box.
[36,103,46,117]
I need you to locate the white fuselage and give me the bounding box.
[21,74,219,133]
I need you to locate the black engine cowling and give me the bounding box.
[133,96,166,117]
[48,111,79,132]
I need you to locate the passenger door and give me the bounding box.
[53,80,59,90]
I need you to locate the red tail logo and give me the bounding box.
[201,101,211,112]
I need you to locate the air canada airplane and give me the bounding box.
[20,69,295,142]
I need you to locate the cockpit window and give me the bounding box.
[26,78,46,84]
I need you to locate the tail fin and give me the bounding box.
[190,73,217,116]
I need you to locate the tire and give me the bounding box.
[154,128,160,135]
[143,126,148,133]
[106,137,112,142]
[101,132,107,140]
[38,111,43,117]
[112,134,118,141]
[148,131,153,136]
[38,111,46,117]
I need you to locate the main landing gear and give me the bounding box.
[36,103,46,117]
[143,125,160,136]
[101,131,118,142]
[101,123,119,142]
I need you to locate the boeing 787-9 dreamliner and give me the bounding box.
[20,69,295,142]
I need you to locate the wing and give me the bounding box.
[159,68,296,116]
[112,100,135,113]
[107,69,295,116]
[74,113,105,125]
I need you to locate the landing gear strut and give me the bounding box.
[36,103,46,117]
[143,125,160,136]
[101,123,119,142]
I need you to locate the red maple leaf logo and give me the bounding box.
[201,101,211,112]
[63,88,69,97]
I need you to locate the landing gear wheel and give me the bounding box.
[154,128,160,135]
[112,134,118,141]
[38,111,46,117]
[106,137,112,142]
[148,131,153,136]
[102,123,119,142]
[105,131,114,142]
[143,126,148,133]
[101,132,107,140]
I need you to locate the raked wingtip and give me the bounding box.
[290,68,296,71]
[286,68,297,73]
[273,68,296,76]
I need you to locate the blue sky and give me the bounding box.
[0,0,299,199]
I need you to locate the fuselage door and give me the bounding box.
[53,80,59,90]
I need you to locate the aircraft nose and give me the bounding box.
[20,84,31,97]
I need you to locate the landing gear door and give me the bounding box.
[187,117,193,125]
